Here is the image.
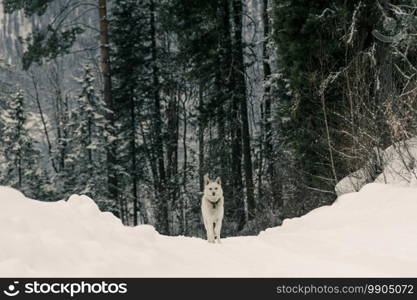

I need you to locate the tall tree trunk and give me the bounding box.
[18,154,22,189]
[262,0,272,176]
[261,0,281,209]
[130,95,139,226]
[98,0,119,206]
[182,97,188,235]
[214,61,228,191]
[220,0,243,229]
[374,0,393,149]
[232,0,255,225]
[198,83,205,192]
[87,118,93,167]
[50,71,65,173]
[30,72,57,173]
[166,93,179,233]
[150,0,169,235]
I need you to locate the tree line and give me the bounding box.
[1,0,416,236]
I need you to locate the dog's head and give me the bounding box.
[203,174,223,202]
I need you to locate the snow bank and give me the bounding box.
[1,184,417,277]
[336,137,417,195]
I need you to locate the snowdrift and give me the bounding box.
[1,184,417,277]
[336,137,417,195]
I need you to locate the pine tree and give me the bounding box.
[271,0,384,216]
[0,91,41,195]
[111,0,169,229]
[111,0,148,225]
[65,65,108,202]
[4,0,120,207]
[166,0,258,233]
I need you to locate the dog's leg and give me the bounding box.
[209,221,215,243]
[203,218,215,243]
[214,220,222,243]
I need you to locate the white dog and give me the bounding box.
[201,174,224,243]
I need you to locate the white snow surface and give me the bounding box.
[1,183,417,277]
[336,137,417,195]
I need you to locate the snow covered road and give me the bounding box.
[1,183,417,277]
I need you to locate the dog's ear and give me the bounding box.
[204,174,210,186]
[215,177,221,185]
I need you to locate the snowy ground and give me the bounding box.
[336,137,417,195]
[1,183,417,277]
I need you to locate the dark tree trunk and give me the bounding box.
[182,97,188,234]
[232,0,255,225]
[374,0,394,149]
[166,93,179,233]
[220,0,244,228]
[31,73,57,173]
[51,74,65,173]
[214,62,228,192]
[18,155,22,189]
[198,83,205,192]
[262,0,272,175]
[130,95,139,226]
[150,0,169,235]
[87,118,93,167]
[261,0,281,209]
[98,0,119,207]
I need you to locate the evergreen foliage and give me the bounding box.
[2,0,417,237]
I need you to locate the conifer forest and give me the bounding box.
[0,0,416,237]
